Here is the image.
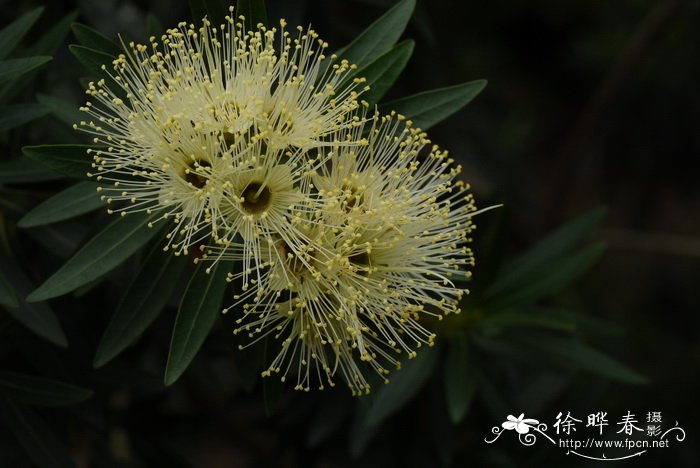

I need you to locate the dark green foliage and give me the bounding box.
[0,1,692,467]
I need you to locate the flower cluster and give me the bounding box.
[78,9,478,395]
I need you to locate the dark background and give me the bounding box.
[1,0,699,466]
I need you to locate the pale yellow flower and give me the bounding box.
[228,114,480,394]
[77,8,367,256]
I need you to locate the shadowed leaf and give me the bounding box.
[351,40,414,105]
[0,372,92,407]
[27,212,160,302]
[0,104,49,132]
[71,23,121,56]
[165,261,230,385]
[380,80,487,130]
[18,182,104,228]
[0,398,76,468]
[94,246,187,368]
[22,144,93,179]
[364,345,438,428]
[335,0,415,68]
[0,7,44,60]
[0,56,52,86]
[444,334,477,423]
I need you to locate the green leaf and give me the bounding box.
[0,398,76,468]
[307,395,351,446]
[94,246,187,368]
[165,261,230,386]
[25,222,88,260]
[0,7,44,60]
[146,14,164,38]
[18,182,103,228]
[487,242,605,309]
[27,212,161,302]
[481,307,577,332]
[0,103,49,132]
[189,0,207,26]
[0,56,52,86]
[69,44,114,76]
[69,45,125,101]
[364,345,438,428]
[513,334,648,384]
[26,11,78,57]
[485,207,606,299]
[352,40,414,105]
[0,372,92,407]
[380,80,487,130]
[262,371,284,416]
[0,268,19,309]
[36,94,86,127]
[0,159,64,184]
[203,0,228,26]
[235,0,268,30]
[0,257,67,347]
[0,12,76,102]
[22,144,92,179]
[335,0,415,68]
[71,23,121,56]
[443,335,477,424]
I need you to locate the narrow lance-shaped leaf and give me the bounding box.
[27,211,161,302]
[513,333,648,385]
[480,307,577,332]
[26,11,78,56]
[22,144,93,179]
[335,0,415,68]
[0,398,76,468]
[203,0,228,26]
[0,7,44,60]
[36,94,86,127]
[19,182,103,228]
[69,45,126,102]
[364,344,439,428]
[380,80,487,130]
[69,44,114,76]
[307,395,352,447]
[71,23,121,56]
[0,159,64,184]
[0,56,52,86]
[486,242,605,310]
[443,334,478,424]
[0,268,19,309]
[0,104,49,132]
[164,261,231,386]
[0,257,68,347]
[146,14,164,38]
[485,207,606,299]
[236,0,268,30]
[94,246,188,368]
[189,0,207,26]
[0,11,76,102]
[25,221,88,260]
[350,40,414,105]
[0,372,92,407]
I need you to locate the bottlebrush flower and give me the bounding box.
[227,114,479,394]
[78,8,367,256]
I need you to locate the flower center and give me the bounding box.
[241,182,272,214]
[222,131,236,147]
[348,250,371,276]
[279,241,308,275]
[342,184,364,212]
[182,159,212,189]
